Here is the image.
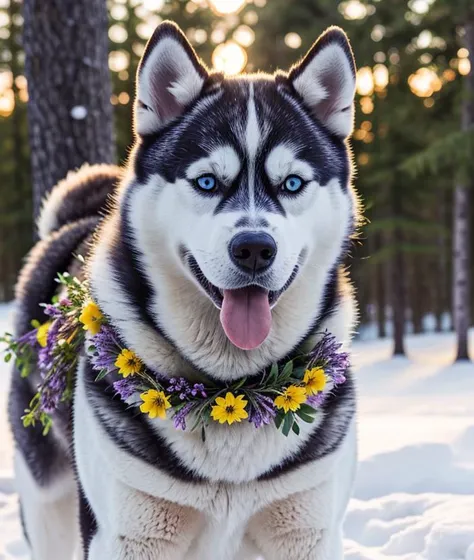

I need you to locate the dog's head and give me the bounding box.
[126,21,357,353]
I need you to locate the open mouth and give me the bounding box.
[186,254,300,351]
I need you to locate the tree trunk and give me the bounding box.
[375,232,387,338]
[23,0,116,224]
[452,19,473,362]
[392,233,406,356]
[391,178,406,357]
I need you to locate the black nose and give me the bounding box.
[229,232,277,273]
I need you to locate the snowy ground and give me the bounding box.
[0,302,473,559]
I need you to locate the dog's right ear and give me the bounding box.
[134,21,208,135]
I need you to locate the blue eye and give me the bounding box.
[283,175,304,193]
[196,175,217,191]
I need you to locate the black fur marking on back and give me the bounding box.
[15,217,100,333]
[9,217,99,487]
[82,360,205,483]
[258,371,356,480]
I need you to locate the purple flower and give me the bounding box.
[43,304,62,318]
[309,331,349,387]
[17,329,39,347]
[38,319,60,373]
[113,378,137,401]
[306,393,326,408]
[90,325,120,373]
[173,402,195,431]
[191,383,207,398]
[167,377,192,398]
[249,394,276,428]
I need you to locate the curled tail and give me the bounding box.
[37,163,122,240]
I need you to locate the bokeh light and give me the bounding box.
[285,32,302,49]
[357,67,374,96]
[458,58,471,76]
[212,41,247,75]
[409,0,430,15]
[371,25,385,42]
[233,25,255,47]
[373,64,389,91]
[109,24,128,43]
[339,0,367,21]
[208,0,246,15]
[109,51,130,73]
[360,96,374,114]
[408,67,442,97]
[142,0,165,10]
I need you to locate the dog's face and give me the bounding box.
[128,22,356,352]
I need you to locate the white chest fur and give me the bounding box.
[74,357,356,560]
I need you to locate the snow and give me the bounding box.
[70,106,88,120]
[0,302,473,559]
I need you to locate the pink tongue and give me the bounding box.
[220,287,272,350]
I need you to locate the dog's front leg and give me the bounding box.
[87,485,203,560]
[247,484,345,560]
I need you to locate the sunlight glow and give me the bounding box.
[357,67,374,96]
[212,41,247,75]
[209,0,246,15]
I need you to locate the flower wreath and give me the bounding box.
[1,270,349,438]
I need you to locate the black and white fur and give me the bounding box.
[9,22,360,559]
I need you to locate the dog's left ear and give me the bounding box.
[135,21,208,135]
[289,27,356,138]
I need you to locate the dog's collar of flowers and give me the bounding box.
[2,271,349,438]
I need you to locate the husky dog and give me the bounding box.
[9,21,360,560]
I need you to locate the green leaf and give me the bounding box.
[292,366,306,380]
[31,320,40,329]
[292,421,300,436]
[298,403,318,416]
[295,409,316,424]
[4,353,11,363]
[281,360,294,380]
[282,413,294,437]
[94,369,109,382]
[233,377,247,391]
[274,411,285,430]
[268,363,279,384]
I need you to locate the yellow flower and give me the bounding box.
[36,322,51,348]
[140,390,171,419]
[303,367,328,396]
[115,348,143,377]
[211,392,248,425]
[79,301,103,335]
[274,385,307,413]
